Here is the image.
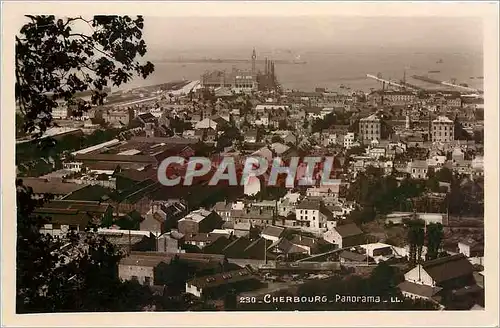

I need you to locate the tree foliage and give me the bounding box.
[407,219,425,265]
[426,223,444,261]
[16,15,154,138]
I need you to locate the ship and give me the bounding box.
[428,70,441,73]
[436,59,444,64]
[292,54,307,64]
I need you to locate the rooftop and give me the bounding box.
[180,209,213,223]
[186,267,256,290]
[334,223,364,238]
[262,225,285,238]
[21,177,85,195]
[433,116,453,123]
[422,254,474,284]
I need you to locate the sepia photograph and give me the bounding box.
[1,1,498,327]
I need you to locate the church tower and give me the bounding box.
[251,48,256,75]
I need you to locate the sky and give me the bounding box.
[140,16,484,58]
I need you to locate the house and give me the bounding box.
[451,147,465,162]
[368,147,386,159]
[185,267,260,298]
[140,202,187,236]
[119,251,226,286]
[261,225,286,242]
[306,182,342,199]
[399,254,477,303]
[98,229,157,253]
[213,201,233,222]
[136,112,158,126]
[431,116,454,143]
[20,177,86,199]
[339,250,369,264]
[458,239,484,265]
[359,114,381,145]
[289,234,321,255]
[244,130,258,143]
[408,160,428,179]
[295,199,333,230]
[184,232,227,249]
[323,223,364,248]
[343,132,356,149]
[195,118,219,130]
[177,209,224,235]
[268,237,310,259]
[234,222,251,237]
[231,207,275,227]
[156,232,181,253]
[36,200,113,236]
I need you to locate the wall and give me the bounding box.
[227,258,276,268]
[185,283,202,297]
[404,265,436,287]
[66,178,116,189]
[118,264,154,286]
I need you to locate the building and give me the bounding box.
[35,200,113,236]
[140,202,187,236]
[458,239,484,265]
[432,116,454,143]
[384,91,417,105]
[261,225,286,242]
[399,254,478,306]
[408,160,429,179]
[102,108,133,127]
[20,177,85,199]
[323,223,364,248]
[295,199,333,229]
[177,209,224,235]
[343,132,355,149]
[359,114,381,145]
[244,130,258,143]
[118,252,226,286]
[184,232,228,249]
[368,147,386,159]
[200,50,258,93]
[185,267,260,298]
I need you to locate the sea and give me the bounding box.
[120,48,484,93]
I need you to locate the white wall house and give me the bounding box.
[295,200,332,230]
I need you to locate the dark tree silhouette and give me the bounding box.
[426,223,444,260]
[407,219,425,265]
[16,15,154,138]
[16,180,155,312]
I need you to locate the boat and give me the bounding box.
[292,54,307,65]
[477,76,484,79]
[470,77,475,79]
[436,59,443,64]
[428,70,441,73]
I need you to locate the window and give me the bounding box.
[144,276,151,285]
